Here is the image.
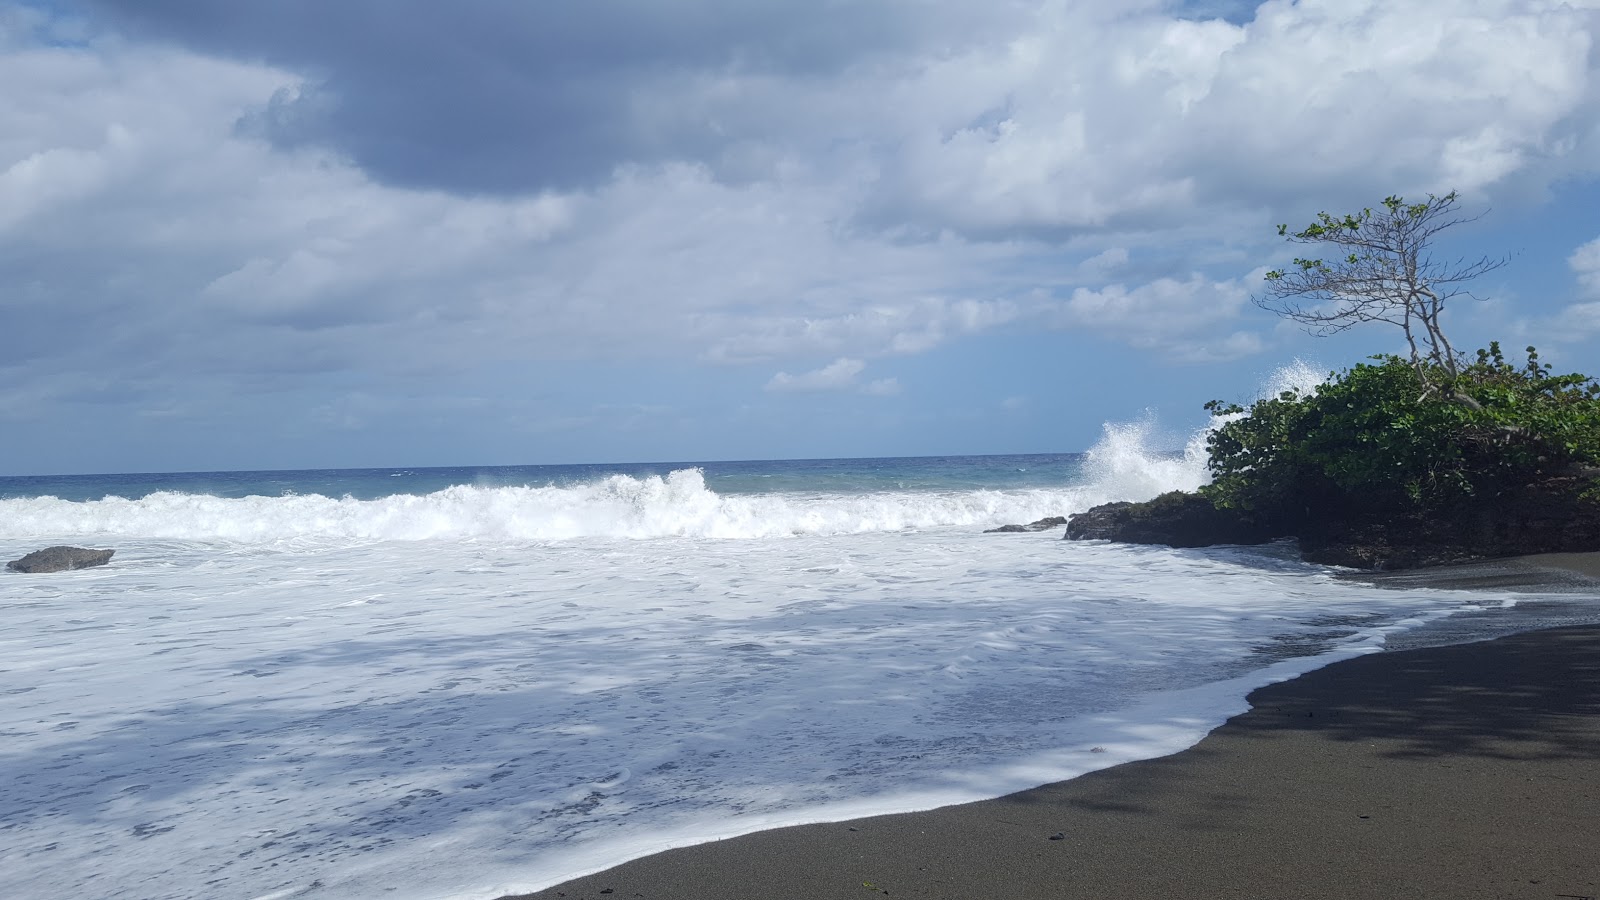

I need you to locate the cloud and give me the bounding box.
[1048,273,1266,362]
[1524,235,1600,341]
[863,0,1600,234]
[79,0,1023,193]
[65,0,1600,225]
[3,0,1599,434]
[762,360,900,395]
[765,358,867,392]
[701,296,1021,364]
[1572,235,1600,297]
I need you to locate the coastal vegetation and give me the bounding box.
[1067,194,1600,568]
[1202,345,1600,519]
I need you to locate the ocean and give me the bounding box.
[1,425,1592,900]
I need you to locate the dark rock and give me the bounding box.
[1063,478,1600,571]
[984,516,1069,534]
[1065,492,1276,548]
[7,546,115,573]
[1298,477,1600,570]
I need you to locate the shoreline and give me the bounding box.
[503,553,1600,900]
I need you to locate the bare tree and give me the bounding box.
[1258,192,1505,388]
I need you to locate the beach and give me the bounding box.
[508,555,1600,900]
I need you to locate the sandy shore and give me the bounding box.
[1525,551,1600,579]
[505,555,1600,900]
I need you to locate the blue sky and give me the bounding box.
[2,0,1598,475]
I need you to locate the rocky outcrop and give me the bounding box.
[984,516,1069,533]
[1065,491,1277,548]
[1065,479,1600,570]
[7,546,115,573]
[1297,477,1600,569]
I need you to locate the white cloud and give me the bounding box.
[763,360,902,395]
[839,0,1600,233]
[1045,273,1265,361]
[702,295,1021,364]
[1572,235,1600,297]
[765,358,868,392]
[1553,302,1600,334]
[1524,235,1600,341]
[1167,330,1267,364]
[3,0,1600,428]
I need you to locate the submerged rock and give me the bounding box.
[7,546,115,574]
[984,516,1069,533]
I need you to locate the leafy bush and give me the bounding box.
[1202,344,1600,519]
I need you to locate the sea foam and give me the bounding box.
[0,472,1086,543]
[0,442,1215,545]
[11,363,1438,900]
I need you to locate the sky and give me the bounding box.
[2,0,1598,475]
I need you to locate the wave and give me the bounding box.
[2,363,1327,545]
[1077,357,1328,503]
[0,470,1104,543]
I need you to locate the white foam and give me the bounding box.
[1077,358,1331,504]
[1080,414,1211,501]
[0,528,1508,900]
[0,469,1133,545]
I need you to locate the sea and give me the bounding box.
[3,414,1597,900]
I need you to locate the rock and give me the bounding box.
[1298,476,1600,569]
[7,546,115,573]
[1064,492,1276,548]
[984,516,1069,534]
[1063,478,1600,570]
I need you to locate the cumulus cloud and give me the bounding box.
[3,0,1599,433]
[79,0,1021,193]
[863,0,1600,233]
[66,0,1600,226]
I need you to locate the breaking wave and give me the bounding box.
[1,362,1328,545]
[0,470,1095,543]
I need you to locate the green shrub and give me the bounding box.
[1201,345,1600,518]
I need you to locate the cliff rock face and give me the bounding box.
[7,546,115,573]
[1065,479,1600,570]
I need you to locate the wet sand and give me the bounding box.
[504,555,1600,900]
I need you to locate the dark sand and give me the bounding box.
[507,558,1600,900]
[1526,551,1600,580]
